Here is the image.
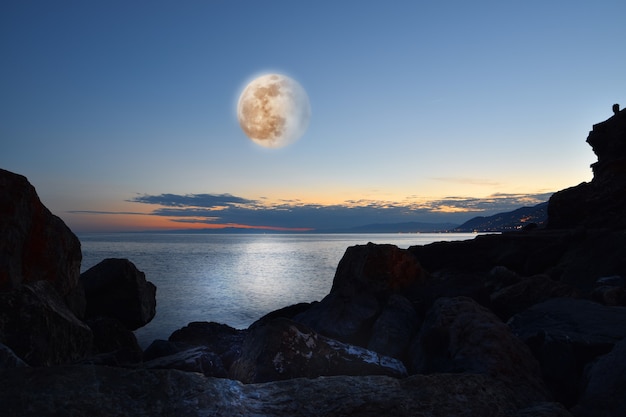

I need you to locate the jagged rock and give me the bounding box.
[409,296,549,399]
[168,321,246,370]
[490,274,578,320]
[295,243,425,345]
[508,297,626,406]
[367,294,419,360]
[0,168,84,317]
[143,346,227,377]
[572,337,626,417]
[0,365,567,417]
[548,108,626,229]
[86,317,142,364]
[0,343,28,368]
[81,258,156,330]
[0,281,92,366]
[248,302,312,329]
[229,318,407,383]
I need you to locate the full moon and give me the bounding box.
[237,73,311,148]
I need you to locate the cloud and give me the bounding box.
[118,191,554,230]
[129,193,255,208]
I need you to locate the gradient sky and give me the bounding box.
[2,1,625,232]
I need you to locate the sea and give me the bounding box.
[78,232,479,348]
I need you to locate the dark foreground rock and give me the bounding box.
[0,365,571,417]
[0,168,84,316]
[81,258,156,330]
[410,296,549,400]
[0,281,92,366]
[230,318,407,383]
[508,297,626,407]
[572,337,626,417]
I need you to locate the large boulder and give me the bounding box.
[0,168,84,317]
[85,317,143,365]
[81,258,156,330]
[572,337,626,417]
[0,365,571,417]
[490,274,578,320]
[0,281,92,366]
[167,321,246,371]
[295,243,425,345]
[508,297,626,406]
[409,296,549,401]
[367,293,419,360]
[229,318,407,383]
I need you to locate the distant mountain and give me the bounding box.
[454,202,548,232]
[317,222,460,234]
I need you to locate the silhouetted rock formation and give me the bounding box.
[548,106,626,229]
[81,258,156,330]
[0,168,84,317]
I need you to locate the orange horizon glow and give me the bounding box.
[64,212,314,233]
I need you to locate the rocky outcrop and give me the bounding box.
[0,281,92,366]
[572,337,626,417]
[81,258,156,330]
[295,243,425,347]
[548,107,626,229]
[409,296,549,400]
[230,318,407,383]
[0,365,570,417]
[508,298,626,406]
[0,168,84,317]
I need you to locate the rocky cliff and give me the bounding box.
[1,106,626,416]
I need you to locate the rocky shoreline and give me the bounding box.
[1,107,625,416]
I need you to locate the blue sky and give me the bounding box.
[2,0,624,231]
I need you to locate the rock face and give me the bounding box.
[0,365,569,417]
[409,296,548,400]
[572,337,626,417]
[0,168,84,316]
[230,318,407,383]
[295,243,425,347]
[0,281,92,366]
[508,298,626,406]
[81,258,156,330]
[548,107,626,229]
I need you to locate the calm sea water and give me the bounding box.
[78,233,478,347]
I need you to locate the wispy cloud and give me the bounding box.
[113,191,554,230]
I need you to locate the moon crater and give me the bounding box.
[237,74,310,148]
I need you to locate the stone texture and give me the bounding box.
[143,346,228,378]
[230,318,407,383]
[295,243,425,345]
[367,293,419,360]
[0,365,564,417]
[490,274,578,320]
[81,258,156,330]
[167,321,246,371]
[0,281,92,366]
[508,297,626,406]
[409,296,548,399]
[0,168,84,317]
[86,316,143,364]
[572,337,626,417]
[0,342,28,368]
